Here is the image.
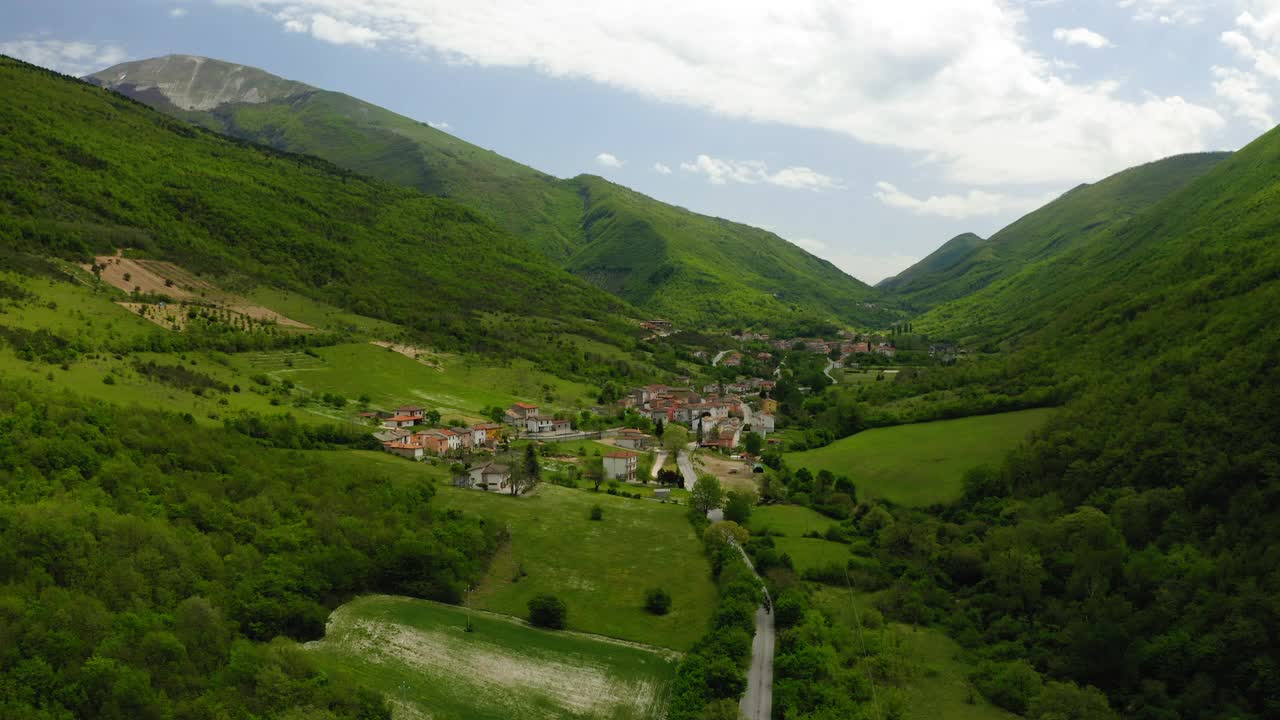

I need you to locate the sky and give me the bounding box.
[2,0,1276,283]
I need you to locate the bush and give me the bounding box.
[527,593,567,629]
[645,587,672,615]
[972,659,1043,714]
[590,505,604,521]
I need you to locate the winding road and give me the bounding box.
[651,450,668,480]
[676,444,699,489]
[711,349,730,367]
[823,359,838,384]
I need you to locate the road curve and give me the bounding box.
[676,444,699,489]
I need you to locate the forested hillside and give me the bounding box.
[894,126,1280,718]
[88,55,894,330]
[2,57,642,368]
[881,153,1228,310]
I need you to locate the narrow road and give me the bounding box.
[676,444,698,489]
[823,359,838,384]
[651,450,668,479]
[711,350,729,367]
[732,543,774,720]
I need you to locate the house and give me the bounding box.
[760,398,779,414]
[525,415,556,434]
[875,344,897,358]
[615,429,651,450]
[603,451,639,482]
[373,428,411,443]
[419,430,452,456]
[509,399,540,417]
[722,352,743,367]
[703,425,741,450]
[382,439,424,460]
[470,424,498,449]
[450,428,474,451]
[396,405,425,419]
[381,414,420,429]
[755,413,776,435]
[459,462,513,492]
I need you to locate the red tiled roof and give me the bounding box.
[385,415,419,422]
[605,451,638,459]
[513,402,538,409]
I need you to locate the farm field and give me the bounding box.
[234,342,597,420]
[812,587,1018,720]
[308,595,678,720]
[307,451,716,650]
[785,408,1056,506]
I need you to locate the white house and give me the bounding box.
[461,462,512,492]
[755,413,776,435]
[525,415,555,433]
[603,451,638,482]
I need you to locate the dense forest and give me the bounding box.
[0,381,495,719]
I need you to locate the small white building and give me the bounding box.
[461,462,512,492]
[603,451,638,482]
[755,413,776,435]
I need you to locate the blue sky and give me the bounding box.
[3,0,1275,283]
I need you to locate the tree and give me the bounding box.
[527,594,567,629]
[425,409,442,425]
[662,424,690,453]
[657,469,681,487]
[644,587,672,615]
[743,431,763,455]
[700,699,740,720]
[1027,681,1118,720]
[655,418,665,438]
[703,520,749,552]
[691,474,724,515]
[723,489,756,524]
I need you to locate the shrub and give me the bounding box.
[644,587,672,615]
[527,594,567,629]
[590,505,604,521]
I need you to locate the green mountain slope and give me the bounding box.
[2,56,637,359]
[881,153,1228,309]
[87,55,891,329]
[902,124,1280,719]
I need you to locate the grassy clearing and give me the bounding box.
[812,587,1017,720]
[234,343,596,420]
[307,452,715,650]
[774,537,851,573]
[785,408,1056,506]
[308,595,677,720]
[750,504,837,537]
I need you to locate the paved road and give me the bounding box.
[733,543,775,720]
[711,349,729,366]
[651,450,668,479]
[676,444,698,489]
[823,360,838,384]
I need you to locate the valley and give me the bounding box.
[2,35,1279,720]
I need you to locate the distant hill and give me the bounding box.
[2,55,640,365]
[86,55,894,329]
[880,153,1229,310]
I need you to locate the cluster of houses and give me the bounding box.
[503,402,573,435]
[616,384,774,449]
[372,406,506,460]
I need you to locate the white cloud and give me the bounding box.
[652,162,672,175]
[681,155,842,191]
[595,152,624,168]
[790,237,827,252]
[170,8,188,19]
[1052,27,1111,48]
[428,120,451,130]
[872,181,1054,219]
[834,252,923,285]
[1212,66,1274,129]
[1119,0,1204,26]
[220,0,1223,187]
[309,14,383,47]
[0,39,127,76]
[1223,9,1280,80]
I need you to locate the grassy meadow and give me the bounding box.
[811,587,1018,720]
[309,452,715,650]
[785,408,1056,506]
[308,595,678,720]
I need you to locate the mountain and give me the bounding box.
[86,55,893,329]
[879,152,1229,310]
[1,55,640,364]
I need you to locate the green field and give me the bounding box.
[785,408,1056,506]
[237,342,596,420]
[309,452,715,650]
[812,587,1017,720]
[308,595,677,720]
[774,537,851,572]
[750,504,837,537]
